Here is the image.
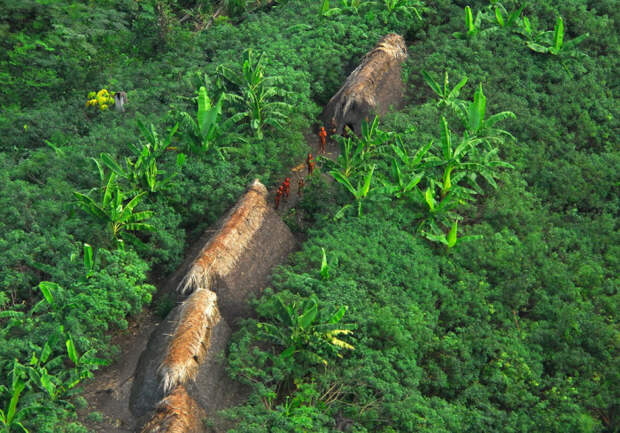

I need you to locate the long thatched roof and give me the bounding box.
[158,288,221,394]
[139,385,206,433]
[178,179,269,295]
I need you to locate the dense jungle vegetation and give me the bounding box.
[0,0,618,432]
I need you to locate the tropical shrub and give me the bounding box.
[217,49,292,139]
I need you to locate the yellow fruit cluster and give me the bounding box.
[86,89,115,111]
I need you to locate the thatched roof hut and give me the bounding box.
[130,297,240,419]
[178,179,297,322]
[139,385,206,433]
[130,288,226,417]
[132,179,295,426]
[158,288,220,394]
[321,33,407,135]
[178,179,270,295]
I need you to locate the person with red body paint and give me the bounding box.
[306,153,315,176]
[283,177,291,198]
[275,186,283,209]
[318,126,327,154]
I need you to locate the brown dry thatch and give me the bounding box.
[158,288,220,394]
[322,33,407,135]
[178,179,269,295]
[139,385,206,433]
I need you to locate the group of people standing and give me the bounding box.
[274,124,335,210]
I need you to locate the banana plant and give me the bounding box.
[427,116,512,196]
[342,0,371,14]
[524,17,589,56]
[179,86,244,157]
[65,335,107,384]
[26,335,64,402]
[0,361,31,433]
[33,282,74,324]
[379,136,431,199]
[257,295,354,369]
[379,0,422,23]
[73,169,154,239]
[331,164,376,217]
[320,248,330,281]
[320,0,341,16]
[422,219,483,249]
[100,148,184,195]
[453,6,488,39]
[424,117,475,196]
[360,116,392,150]
[380,158,424,200]
[460,84,516,146]
[391,135,432,171]
[517,15,555,51]
[325,135,366,179]
[133,121,185,190]
[99,121,185,193]
[494,4,525,30]
[83,243,94,278]
[414,185,464,234]
[24,331,107,404]
[218,50,291,139]
[421,70,468,114]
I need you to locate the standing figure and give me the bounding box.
[298,178,305,197]
[306,153,316,176]
[283,177,291,198]
[114,91,128,112]
[318,126,327,154]
[308,158,316,176]
[275,186,283,209]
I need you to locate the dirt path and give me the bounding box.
[77,131,335,432]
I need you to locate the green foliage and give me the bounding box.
[453,6,487,39]
[421,218,482,249]
[218,50,292,139]
[331,164,376,217]
[379,0,423,23]
[73,172,155,240]
[0,366,30,433]
[422,70,468,113]
[380,135,430,198]
[225,2,617,431]
[327,86,513,245]
[1,246,153,431]
[256,294,354,371]
[178,86,243,157]
[319,248,330,281]
[324,136,366,179]
[102,121,186,193]
[525,16,590,56]
[0,0,617,431]
[319,0,341,17]
[493,3,525,30]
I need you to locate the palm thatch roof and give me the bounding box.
[178,179,269,295]
[158,288,220,394]
[322,33,407,135]
[139,385,206,433]
[131,178,295,424]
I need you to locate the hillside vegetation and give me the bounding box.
[0,0,617,432]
